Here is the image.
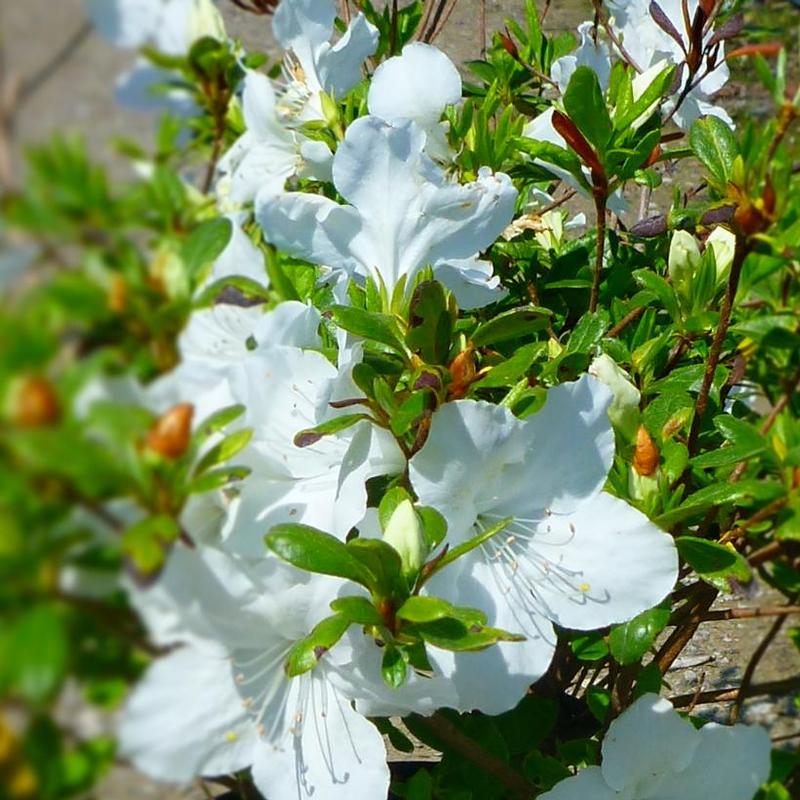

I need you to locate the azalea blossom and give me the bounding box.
[273,0,378,122]
[550,21,612,94]
[257,115,517,302]
[405,376,678,709]
[539,693,771,800]
[85,0,225,113]
[368,42,462,162]
[604,0,732,129]
[120,544,390,800]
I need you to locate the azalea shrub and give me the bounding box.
[2,0,800,798]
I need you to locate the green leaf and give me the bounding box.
[194,404,246,439]
[346,538,405,597]
[329,596,384,626]
[396,596,486,625]
[379,486,414,531]
[293,413,372,448]
[585,686,611,722]
[265,524,377,590]
[566,310,610,354]
[122,515,180,580]
[193,428,253,476]
[381,644,408,688]
[570,632,609,661]
[417,506,447,550]
[676,536,752,591]
[182,217,232,278]
[608,607,670,665]
[614,65,675,131]
[473,343,541,389]
[691,443,764,469]
[285,614,351,677]
[188,465,250,494]
[7,605,68,703]
[471,307,551,347]
[424,516,512,579]
[390,391,429,437]
[689,116,739,188]
[329,305,409,354]
[563,66,613,150]
[414,618,524,651]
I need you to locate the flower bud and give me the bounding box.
[146,403,194,460]
[10,376,61,428]
[588,354,640,441]
[706,226,736,283]
[668,230,701,300]
[633,425,659,477]
[382,499,427,578]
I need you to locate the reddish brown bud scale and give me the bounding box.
[13,376,61,428]
[633,425,660,477]
[551,111,606,181]
[146,403,194,460]
[448,347,477,400]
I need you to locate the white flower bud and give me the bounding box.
[188,0,226,42]
[706,226,736,283]
[589,354,641,441]
[382,499,427,577]
[668,230,701,300]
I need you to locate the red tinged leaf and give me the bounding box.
[708,12,745,48]
[726,42,783,60]
[649,2,686,52]
[551,110,606,181]
[499,29,520,61]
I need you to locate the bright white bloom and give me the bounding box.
[257,115,517,301]
[217,71,333,204]
[85,0,225,112]
[539,693,771,800]
[368,42,462,162]
[605,0,732,129]
[120,545,390,800]
[273,0,378,122]
[406,376,678,710]
[707,225,736,281]
[551,21,612,94]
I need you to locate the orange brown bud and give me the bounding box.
[633,425,660,476]
[448,347,477,400]
[12,376,61,428]
[146,403,194,460]
[108,275,128,313]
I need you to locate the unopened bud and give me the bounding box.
[633,425,660,477]
[146,403,194,459]
[706,226,735,283]
[448,347,476,400]
[589,354,641,441]
[11,376,61,428]
[668,230,701,300]
[188,0,227,41]
[382,499,427,578]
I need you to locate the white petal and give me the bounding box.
[85,0,162,48]
[206,215,267,286]
[114,63,196,116]
[434,256,506,309]
[368,42,461,128]
[410,399,530,539]
[601,694,699,796]
[256,191,363,275]
[538,767,619,800]
[551,22,611,94]
[273,0,336,49]
[652,722,771,800]
[525,492,678,630]
[511,375,614,515]
[317,13,379,96]
[119,645,257,782]
[250,672,390,800]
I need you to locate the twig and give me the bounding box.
[670,675,800,709]
[589,194,607,313]
[479,0,487,58]
[686,236,748,456]
[419,713,536,800]
[689,604,800,623]
[656,585,717,673]
[607,306,646,338]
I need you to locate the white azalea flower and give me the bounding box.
[605,0,732,129]
[217,71,333,204]
[120,545,390,800]
[539,693,771,800]
[256,115,517,301]
[273,0,378,122]
[221,345,405,556]
[407,376,678,707]
[551,21,612,94]
[368,42,462,162]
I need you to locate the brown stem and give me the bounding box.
[656,585,717,673]
[419,713,536,800]
[479,0,487,58]
[670,675,800,709]
[688,604,800,622]
[686,236,748,456]
[589,194,607,313]
[608,306,646,338]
